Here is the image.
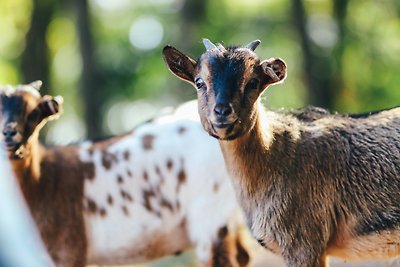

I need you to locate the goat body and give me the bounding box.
[163,39,400,267]
[0,83,250,267]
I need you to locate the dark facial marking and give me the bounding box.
[207,51,247,106]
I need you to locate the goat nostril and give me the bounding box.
[3,129,17,138]
[214,104,233,116]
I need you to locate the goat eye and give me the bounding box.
[246,78,259,90]
[195,78,206,90]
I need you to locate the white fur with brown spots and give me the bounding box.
[0,82,251,267]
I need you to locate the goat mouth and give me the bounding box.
[211,119,238,129]
[2,141,21,152]
[210,119,239,139]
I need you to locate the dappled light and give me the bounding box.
[129,16,164,50]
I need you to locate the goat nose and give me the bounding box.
[2,128,17,138]
[214,103,233,116]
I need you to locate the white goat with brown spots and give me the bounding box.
[163,39,400,267]
[0,81,251,267]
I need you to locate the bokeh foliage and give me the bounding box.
[0,0,399,144]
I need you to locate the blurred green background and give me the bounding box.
[1,0,400,266]
[1,0,400,145]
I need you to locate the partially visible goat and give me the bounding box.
[0,81,251,267]
[163,39,400,267]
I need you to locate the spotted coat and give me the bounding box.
[0,83,250,267]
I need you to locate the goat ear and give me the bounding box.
[28,96,63,125]
[41,95,63,120]
[162,45,197,84]
[24,96,63,138]
[259,58,287,88]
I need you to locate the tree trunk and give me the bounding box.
[291,0,349,110]
[20,0,56,96]
[72,0,102,139]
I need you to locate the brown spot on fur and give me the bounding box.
[177,169,186,192]
[142,134,155,150]
[236,236,250,267]
[102,151,118,170]
[99,208,107,217]
[117,175,124,184]
[212,225,234,267]
[178,126,187,134]
[107,194,113,205]
[121,189,133,202]
[213,183,219,192]
[86,198,98,214]
[143,171,149,181]
[155,165,161,175]
[123,150,130,160]
[166,159,173,170]
[122,205,129,216]
[155,165,165,184]
[82,162,95,180]
[160,198,174,212]
[218,226,228,238]
[127,168,132,177]
[143,188,156,211]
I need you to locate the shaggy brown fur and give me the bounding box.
[163,39,400,267]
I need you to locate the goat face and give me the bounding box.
[163,39,287,140]
[0,81,62,158]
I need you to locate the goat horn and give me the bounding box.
[29,80,43,91]
[245,40,261,51]
[203,38,217,51]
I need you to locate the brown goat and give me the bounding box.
[163,39,400,267]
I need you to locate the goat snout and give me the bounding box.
[2,125,17,138]
[1,123,22,151]
[214,103,233,117]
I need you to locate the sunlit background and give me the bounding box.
[1,0,400,266]
[1,0,400,145]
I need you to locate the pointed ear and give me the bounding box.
[259,58,287,89]
[37,95,63,121]
[162,45,197,84]
[24,95,63,138]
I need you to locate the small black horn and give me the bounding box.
[245,40,261,51]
